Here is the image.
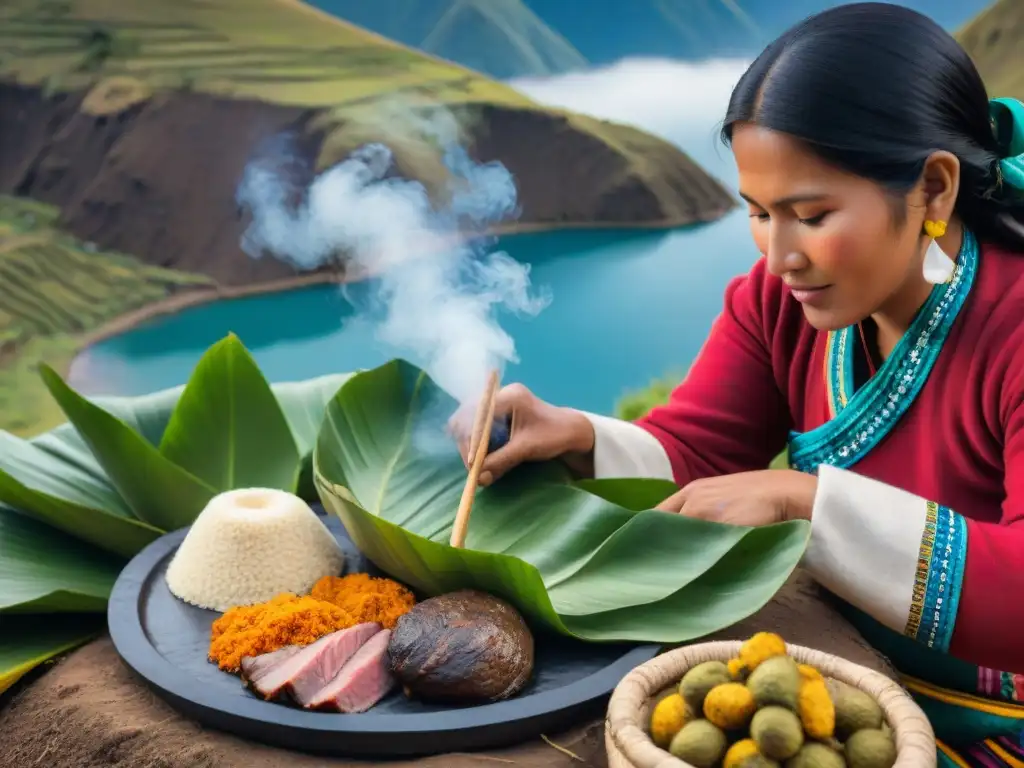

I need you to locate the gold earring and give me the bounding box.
[924,219,948,239]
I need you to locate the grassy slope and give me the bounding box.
[0,0,702,186]
[0,0,716,193]
[957,0,1024,98]
[0,196,211,435]
[0,0,529,108]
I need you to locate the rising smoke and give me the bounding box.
[234,110,550,408]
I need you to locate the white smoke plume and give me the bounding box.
[234,110,550,408]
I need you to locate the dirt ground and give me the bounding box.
[0,571,895,768]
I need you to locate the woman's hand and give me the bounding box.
[448,383,596,487]
[656,470,817,526]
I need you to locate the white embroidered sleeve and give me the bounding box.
[803,464,967,651]
[574,411,674,481]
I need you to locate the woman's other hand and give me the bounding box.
[655,469,817,526]
[448,383,596,487]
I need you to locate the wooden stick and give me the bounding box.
[450,370,500,548]
[469,405,515,466]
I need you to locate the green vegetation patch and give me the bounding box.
[615,370,789,470]
[0,0,532,111]
[0,195,212,436]
[615,371,685,422]
[958,0,1024,99]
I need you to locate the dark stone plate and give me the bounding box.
[107,509,661,758]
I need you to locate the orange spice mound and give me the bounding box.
[309,573,416,629]
[208,593,354,672]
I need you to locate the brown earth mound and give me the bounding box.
[0,81,735,287]
[0,571,893,768]
[0,82,321,286]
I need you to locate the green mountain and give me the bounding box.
[531,0,991,65]
[310,0,993,79]
[957,0,1024,99]
[313,0,587,79]
[0,0,736,435]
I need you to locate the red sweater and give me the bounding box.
[636,242,1024,674]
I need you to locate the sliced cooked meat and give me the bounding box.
[387,590,534,704]
[304,629,395,712]
[250,622,381,701]
[240,645,301,687]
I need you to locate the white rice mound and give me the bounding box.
[164,488,345,612]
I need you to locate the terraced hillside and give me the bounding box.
[0,0,735,287]
[0,0,530,108]
[0,195,211,435]
[958,0,1024,98]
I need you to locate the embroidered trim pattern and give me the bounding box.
[789,229,979,473]
[905,503,967,652]
[825,326,853,417]
[1003,673,1024,703]
[978,667,1024,703]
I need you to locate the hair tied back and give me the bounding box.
[990,97,1024,191]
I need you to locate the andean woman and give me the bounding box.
[452,3,1024,765]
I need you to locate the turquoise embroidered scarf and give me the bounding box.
[788,228,979,473]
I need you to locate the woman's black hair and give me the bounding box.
[721,2,1024,251]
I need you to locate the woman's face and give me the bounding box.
[731,122,927,330]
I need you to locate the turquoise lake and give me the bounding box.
[70,58,765,415]
[70,210,758,414]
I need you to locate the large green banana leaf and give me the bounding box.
[32,384,186,479]
[0,339,353,559]
[314,359,811,644]
[158,334,301,492]
[31,371,353,474]
[0,430,161,558]
[0,337,355,692]
[40,364,222,531]
[0,333,802,695]
[0,508,121,613]
[0,614,105,696]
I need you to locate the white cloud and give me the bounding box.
[508,57,751,181]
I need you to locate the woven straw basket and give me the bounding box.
[605,640,936,768]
